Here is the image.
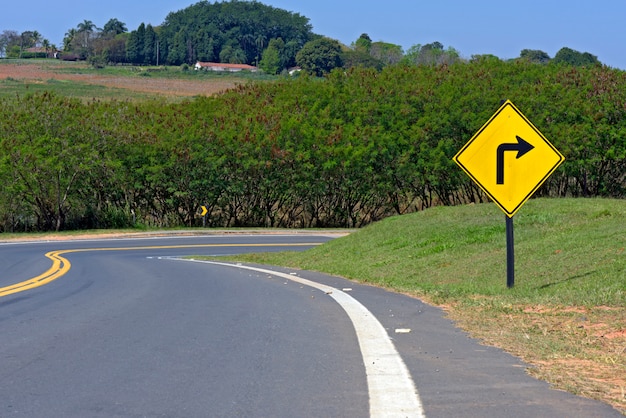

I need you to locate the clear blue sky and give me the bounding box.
[2,0,624,69]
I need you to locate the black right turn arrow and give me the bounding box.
[496,135,534,184]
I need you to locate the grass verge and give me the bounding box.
[205,198,625,413]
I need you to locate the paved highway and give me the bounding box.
[0,234,621,417]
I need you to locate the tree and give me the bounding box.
[219,44,246,64]
[143,24,158,65]
[369,41,403,65]
[97,35,127,64]
[519,49,551,64]
[66,20,100,58]
[255,34,267,66]
[30,31,42,47]
[195,27,216,62]
[296,37,343,76]
[62,28,76,51]
[42,39,51,57]
[17,31,37,57]
[553,47,600,66]
[167,30,187,65]
[0,30,19,57]
[354,33,372,53]
[158,1,313,66]
[404,42,461,66]
[282,39,301,68]
[259,37,283,74]
[76,20,97,48]
[126,23,145,64]
[342,49,384,70]
[0,93,100,231]
[102,18,128,37]
[469,54,501,63]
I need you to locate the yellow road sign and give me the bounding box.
[200,205,208,216]
[453,100,564,217]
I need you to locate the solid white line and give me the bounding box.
[182,260,426,418]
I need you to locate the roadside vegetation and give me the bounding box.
[1,59,624,232]
[216,198,626,413]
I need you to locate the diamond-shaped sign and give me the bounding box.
[453,100,564,217]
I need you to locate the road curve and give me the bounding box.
[0,234,622,417]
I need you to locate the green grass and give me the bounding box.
[209,197,626,412]
[228,198,625,306]
[0,77,159,101]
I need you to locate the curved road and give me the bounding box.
[0,234,621,417]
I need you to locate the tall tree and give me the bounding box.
[354,33,372,53]
[158,1,313,66]
[62,28,77,51]
[41,39,51,57]
[553,47,600,66]
[143,24,158,65]
[255,34,267,66]
[404,42,460,66]
[369,41,403,65]
[259,37,283,74]
[519,49,551,64]
[342,49,384,70]
[219,43,246,64]
[18,31,36,57]
[77,20,97,47]
[102,18,128,37]
[30,31,42,47]
[0,30,19,57]
[126,23,146,64]
[296,37,343,76]
[68,20,100,58]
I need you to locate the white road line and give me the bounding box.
[182,260,426,418]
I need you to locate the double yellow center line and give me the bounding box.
[0,243,319,298]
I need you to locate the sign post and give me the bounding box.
[506,215,514,288]
[200,205,208,227]
[453,100,564,287]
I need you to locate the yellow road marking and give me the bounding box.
[0,243,320,298]
[0,250,71,297]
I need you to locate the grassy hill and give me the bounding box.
[224,198,626,413]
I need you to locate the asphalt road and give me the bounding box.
[0,234,621,417]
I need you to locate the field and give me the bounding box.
[0,59,253,101]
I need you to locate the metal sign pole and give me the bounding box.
[506,215,515,288]
[453,100,564,288]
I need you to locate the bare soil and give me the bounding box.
[0,62,237,96]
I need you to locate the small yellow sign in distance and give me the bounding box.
[200,205,208,216]
[453,100,564,217]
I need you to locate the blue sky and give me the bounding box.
[2,0,624,69]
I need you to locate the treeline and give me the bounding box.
[154,0,312,67]
[0,59,624,232]
[1,1,604,75]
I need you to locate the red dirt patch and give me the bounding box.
[599,329,626,339]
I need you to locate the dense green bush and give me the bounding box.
[0,60,624,231]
